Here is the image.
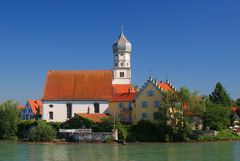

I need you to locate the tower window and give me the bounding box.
[115,63,118,67]
[120,62,124,67]
[120,72,124,77]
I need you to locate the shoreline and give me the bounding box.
[6,138,240,145]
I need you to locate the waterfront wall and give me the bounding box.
[59,129,118,142]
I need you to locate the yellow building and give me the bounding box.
[133,77,176,124]
[109,84,136,124]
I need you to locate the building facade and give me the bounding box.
[133,77,176,124]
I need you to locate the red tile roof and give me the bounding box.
[27,100,42,115]
[42,70,113,101]
[111,84,136,102]
[75,113,109,122]
[110,93,136,102]
[17,105,24,110]
[158,82,173,92]
[112,84,136,94]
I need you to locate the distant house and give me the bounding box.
[133,77,176,124]
[21,100,42,120]
[184,110,204,130]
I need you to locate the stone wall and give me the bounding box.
[60,129,118,142]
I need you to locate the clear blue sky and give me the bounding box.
[0,0,239,104]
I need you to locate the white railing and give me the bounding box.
[59,129,92,134]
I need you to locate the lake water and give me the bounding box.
[0,141,239,161]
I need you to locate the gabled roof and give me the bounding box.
[27,100,42,115]
[75,113,109,123]
[42,70,113,101]
[136,77,176,98]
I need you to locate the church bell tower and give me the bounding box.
[112,28,132,84]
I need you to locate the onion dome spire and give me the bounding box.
[112,25,132,53]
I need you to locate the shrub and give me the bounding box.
[29,121,57,141]
[130,121,158,142]
[17,120,36,139]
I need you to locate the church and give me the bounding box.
[41,30,136,122]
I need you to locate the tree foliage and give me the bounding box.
[0,100,20,140]
[203,102,230,130]
[209,82,232,107]
[236,98,240,109]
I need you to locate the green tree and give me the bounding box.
[178,86,190,104]
[203,101,230,131]
[236,98,240,109]
[35,107,41,120]
[188,92,206,116]
[209,82,232,107]
[0,100,20,140]
[158,90,191,141]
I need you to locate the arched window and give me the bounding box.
[120,62,124,67]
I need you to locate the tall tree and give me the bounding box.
[236,98,240,108]
[209,82,232,107]
[0,100,20,140]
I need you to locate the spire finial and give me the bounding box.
[121,24,124,34]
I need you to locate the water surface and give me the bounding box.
[0,141,239,161]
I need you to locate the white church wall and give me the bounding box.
[42,100,109,122]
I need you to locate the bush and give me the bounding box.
[130,121,158,142]
[197,130,240,141]
[93,118,113,132]
[29,121,57,141]
[17,120,36,139]
[62,117,95,129]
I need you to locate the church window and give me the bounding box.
[66,103,72,118]
[94,103,100,113]
[120,72,124,77]
[141,101,148,108]
[115,63,118,67]
[120,62,124,67]
[49,112,53,120]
